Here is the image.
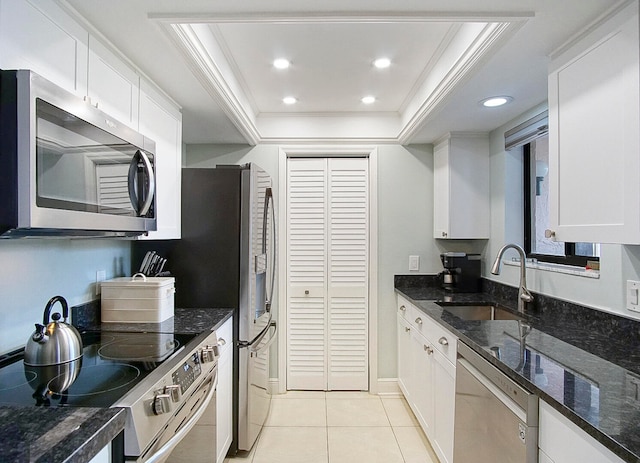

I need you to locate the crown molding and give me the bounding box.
[157,13,529,145]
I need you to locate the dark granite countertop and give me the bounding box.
[395,281,640,463]
[0,406,125,463]
[0,307,234,463]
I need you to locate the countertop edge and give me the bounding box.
[395,287,639,463]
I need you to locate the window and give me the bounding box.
[522,135,600,267]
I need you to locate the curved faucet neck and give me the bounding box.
[491,243,532,313]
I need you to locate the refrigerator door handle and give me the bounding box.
[251,321,277,355]
[263,187,276,313]
[238,314,273,349]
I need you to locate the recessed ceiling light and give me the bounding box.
[480,96,513,107]
[361,96,376,104]
[374,58,391,69]
[283,96,297,105]
[273,58,290,70]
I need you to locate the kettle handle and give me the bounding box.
[43,296,69,324]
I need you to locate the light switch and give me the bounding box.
[627,280,640,312]
[409,255,420,271]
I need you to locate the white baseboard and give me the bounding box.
[269,377,403,397]
[376,378,402,397]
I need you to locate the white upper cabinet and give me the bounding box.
[0,0,183,240]
[87,37,140,128]
[0,0,88,95]
[433,133,490,239]
[138,80,182,240]
[548,1,640,244]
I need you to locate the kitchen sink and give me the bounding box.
[437,304,525,321]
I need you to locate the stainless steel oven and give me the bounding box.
[453,341,539,463]
[0,69,156,238]
[0,328,221,463]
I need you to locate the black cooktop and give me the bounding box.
[0,330,197,407]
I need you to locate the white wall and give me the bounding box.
[184,143,438,380]
[0,240,131,354]
[487,104,640,320]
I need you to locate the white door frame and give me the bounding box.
[277,145,379,394]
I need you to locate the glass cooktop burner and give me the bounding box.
[0,330,197,407]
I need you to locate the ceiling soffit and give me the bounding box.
[154,12,531,145]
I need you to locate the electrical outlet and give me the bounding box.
[627,280,640,313]
[409,255,420,272]
[96,270,106,296]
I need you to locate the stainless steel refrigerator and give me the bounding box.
[136,163,277,454]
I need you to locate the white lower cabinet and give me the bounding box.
[397,297,457,463]
[87,444,110,463]
[432,347,456,461]
[538,401,625,463]
[396,313,413,399]
[216,318,233,463]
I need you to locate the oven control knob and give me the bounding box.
[164,385,182,402]
[153,393,172,415]
[200,346,216,363]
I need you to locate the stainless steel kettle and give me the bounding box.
[24,296,83,366]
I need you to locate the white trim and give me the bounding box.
[504,259,600,279]
[376,378,403,397]
[549,0,634,60]
[277,145,379,393]
[149,12,535,24]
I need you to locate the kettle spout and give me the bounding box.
[31,324,49,344]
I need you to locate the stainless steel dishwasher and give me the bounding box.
[453,341,538,463]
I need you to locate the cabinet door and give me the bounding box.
[87,37,139,128]
[216,320,233,463]
[433,141,451,239]
[433,134,490,239]
[0,0,88,95]
[548,2,640,244]
[411,329,434,438]
[432,350,456,463]
[138,80,182,240]
[397,314,413,399]
[538,401,625,463]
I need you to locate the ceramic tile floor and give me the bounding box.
[225,391,439,463]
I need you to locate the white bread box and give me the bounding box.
[101,273,175,322]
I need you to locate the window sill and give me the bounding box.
[504,259,600,279]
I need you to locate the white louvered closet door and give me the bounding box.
[286,157,369,391]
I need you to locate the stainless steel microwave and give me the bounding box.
[0,70,157,238]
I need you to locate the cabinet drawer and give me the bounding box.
[410,305,436,340]
[397,295,411,320]
[431,322,457,365]
[216,317,233,355]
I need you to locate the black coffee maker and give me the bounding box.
[440,252,482,293]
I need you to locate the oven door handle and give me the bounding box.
[145,368,218,463]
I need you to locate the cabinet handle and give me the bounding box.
[415,317,423,325]
[218,338,226,346]
[424,345,434,355]
[305,290,310,295]
[405,327,410,333]
[399,305,406,312]
[441,232,448,238]
[438,336,449,346]
[544,229,556,239]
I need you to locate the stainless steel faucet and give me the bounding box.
[490,243,533,313]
